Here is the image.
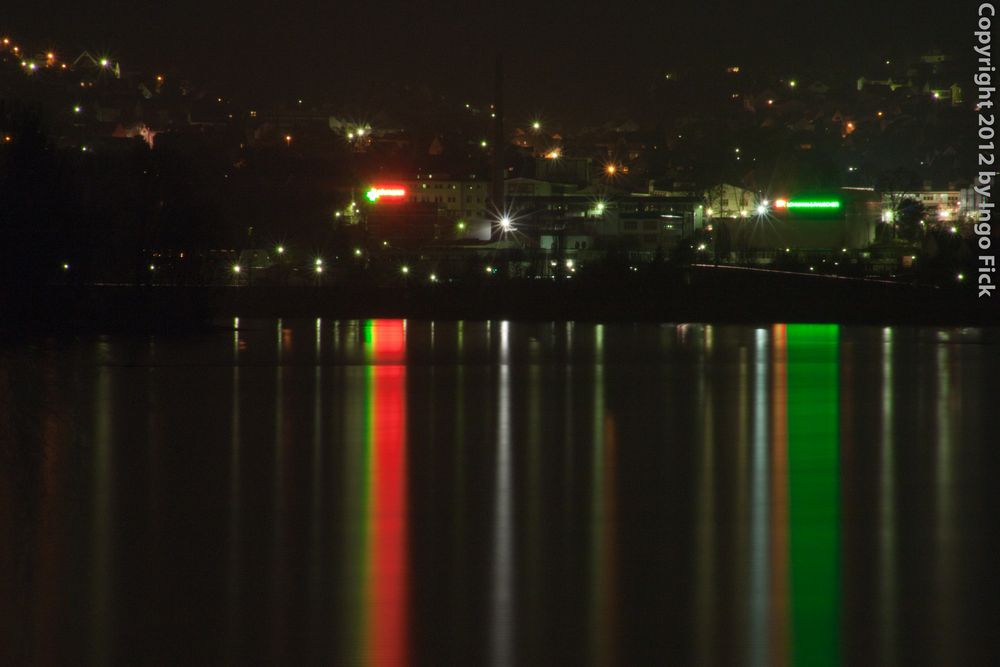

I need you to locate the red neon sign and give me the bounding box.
[366,186,408,202]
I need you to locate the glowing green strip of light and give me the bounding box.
[787,201,841,209]
[365,189,379,202]
[787,324,840,667]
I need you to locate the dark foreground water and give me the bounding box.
[1,321,998,666]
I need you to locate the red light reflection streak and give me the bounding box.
[769,324,789,667]
[364,320,409,666]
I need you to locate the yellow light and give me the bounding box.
[314,258,323,266]
[232,264,241,273]
[100,58,109,67]
[429,273,438,282]
[532,121,541,130]
[156,74,164,82]
[605,164,616,175]
[485,266,493,274]
[276,245,284,254]
[789,79,797,88]
[401,265,409,274]
[545,148,561,159]
[46,52,55,60]
[354,248,362,256]
[315,265,323,274]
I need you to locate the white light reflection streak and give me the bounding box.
[309,318,324,657]
[749,328,769,666]
[694,324,717,665]
[934,342,957,664]
[879,327,897,666]
[91,349,113,665]
[226,317,242,660]
[491,320,514,667]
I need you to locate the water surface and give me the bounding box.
[1,321,998,665]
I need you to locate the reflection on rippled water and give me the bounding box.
[1,321,997,665]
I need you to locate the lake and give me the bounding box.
[1,320,997,665]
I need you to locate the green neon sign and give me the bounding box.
[786,201,841,209]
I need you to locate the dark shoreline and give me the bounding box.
[2,266,997,336]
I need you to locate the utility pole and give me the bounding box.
[490,53,505,238]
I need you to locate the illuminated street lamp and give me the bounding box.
[276,245,285,254]
[100,58,109,68]
[756,204,767,216]
[232,264,241,274]
[401,265,410,275]
[284,134,293,147]
[499,215,512,231]
[354,247,362,257]
[532,120,541,130]
[605,163,617,176]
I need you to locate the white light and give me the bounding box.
[315,258,323,266]
[232,264,241,273]
[430,273,438,282]
[756,205,766,215]
[500,215,512,230]
[401,265,410,274]
[565,259,574,269]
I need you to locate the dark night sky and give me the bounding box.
[7,1,966,120]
